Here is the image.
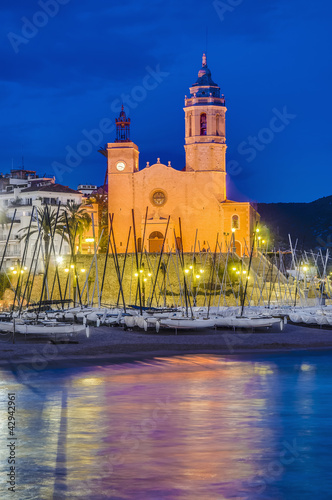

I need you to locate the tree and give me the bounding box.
[19,206,65,262]
[59,202,92,253]
[10,197,23,207]
[0,208,10,228]
[86,192,108,253]
[0,272,10,300]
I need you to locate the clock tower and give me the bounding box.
[106,106,140,248]
[106,106,139,174]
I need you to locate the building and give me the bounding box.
[77,184,98,197]
[0,169,82,269]
[104,54,259,254]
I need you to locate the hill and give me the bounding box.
[257,196,332,250]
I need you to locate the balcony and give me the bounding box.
[2,251,21,258]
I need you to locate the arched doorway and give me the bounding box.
[235,240,242,256]
[149,231,163,253]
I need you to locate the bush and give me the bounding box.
[0,272,10,300]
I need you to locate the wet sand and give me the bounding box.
[1,323,332,370]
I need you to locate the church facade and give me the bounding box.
[104,54,259,254]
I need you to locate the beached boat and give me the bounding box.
[221,315,284,331]
[160,317,216,333]
[0,320,88,337]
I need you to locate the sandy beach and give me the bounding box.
[1,323,332,370]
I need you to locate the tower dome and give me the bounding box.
[190,53,221,98]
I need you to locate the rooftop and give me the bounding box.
[21,183,80,194]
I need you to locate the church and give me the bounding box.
[104,54,259,254]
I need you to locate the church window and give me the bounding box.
[216,114,220,136]
[152,190,167,206]
[200,113,207,135]
[231,214,240,229]
[188,114,192,137]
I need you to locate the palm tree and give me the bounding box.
[86,191,108,252]
[59,202,91,254]
[19,206,65,262]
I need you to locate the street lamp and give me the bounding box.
[231,227,236,254]
[184,257,203,306]
[303,265,308,290]
[223,232,230,248]
[135,263,150,308]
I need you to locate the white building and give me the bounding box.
[77,184,97,197]
[0,169,82,270]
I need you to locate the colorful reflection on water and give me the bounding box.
[0,351,332,499]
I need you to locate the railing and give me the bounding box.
[2,251,21,257]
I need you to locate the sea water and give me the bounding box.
[0,351,331,499]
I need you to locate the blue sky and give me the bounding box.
[1,0,331,202]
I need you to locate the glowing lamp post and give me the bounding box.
[135,264,150,308]
[184,257,204,306]
[231,228,236,254]
[303,266,308,290]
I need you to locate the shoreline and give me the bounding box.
[2,323,332,370]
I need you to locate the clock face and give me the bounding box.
[116,161,126,171]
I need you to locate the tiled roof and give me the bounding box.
[21,183,80,194]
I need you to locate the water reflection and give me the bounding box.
[0,352,331,499]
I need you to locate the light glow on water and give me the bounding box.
[0,352,331,499]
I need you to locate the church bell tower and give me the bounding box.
[184,54,227,172]
[106,106,139,175]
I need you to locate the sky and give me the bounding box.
[1,0,331,203]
